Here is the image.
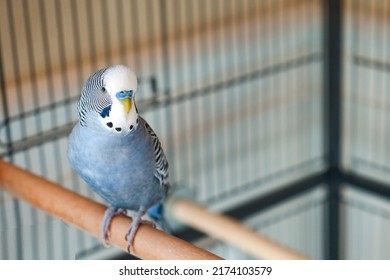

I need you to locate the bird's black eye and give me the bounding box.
[101,87,107,93]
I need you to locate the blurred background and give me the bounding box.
[0,0,389,259]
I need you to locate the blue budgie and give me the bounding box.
[67,65,169,252]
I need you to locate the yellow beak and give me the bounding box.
[121,98,132,114]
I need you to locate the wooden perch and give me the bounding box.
[170,198,309,260]
[0,160,222,260]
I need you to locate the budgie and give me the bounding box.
[67,65,169,252]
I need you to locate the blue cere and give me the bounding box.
[116,90,133,99]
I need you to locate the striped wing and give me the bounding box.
[142,118,169,186]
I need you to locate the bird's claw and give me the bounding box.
[142,220,156,228]
[102,237,111,248]
[102,228,111,247]
[125,219,156,253]
[101,207,127,247]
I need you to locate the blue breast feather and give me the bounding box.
[68,119,166,210]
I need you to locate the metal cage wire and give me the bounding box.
[0,0,389,260]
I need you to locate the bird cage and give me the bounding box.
[0,0,389,260]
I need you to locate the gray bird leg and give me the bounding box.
[102,206,127,247]
[125,206,156,252]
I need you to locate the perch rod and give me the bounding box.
[0,160,222,260]
[170,198,309,260]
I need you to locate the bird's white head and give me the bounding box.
[103,65,138,113]
[95,65,140,135]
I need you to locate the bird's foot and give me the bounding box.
[101,207,127,247]
[125,207,156,253]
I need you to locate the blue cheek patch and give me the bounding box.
[100,105,112,118]
[116,90,133,99]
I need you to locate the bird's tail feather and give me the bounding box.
[147,201,171,233]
